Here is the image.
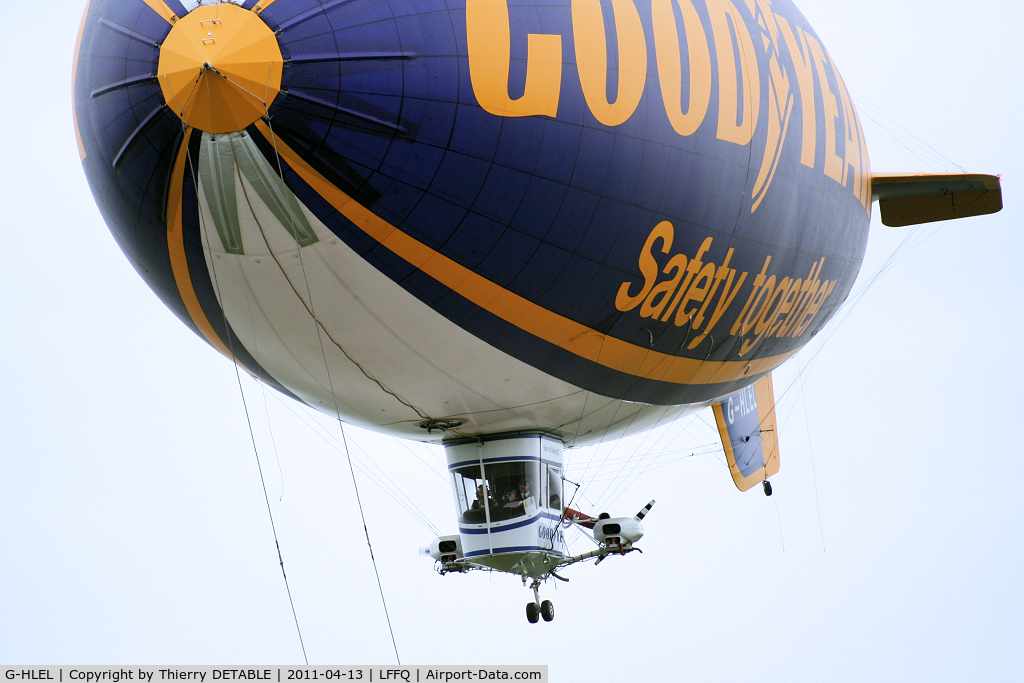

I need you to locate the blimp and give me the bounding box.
[73,0,1001,620]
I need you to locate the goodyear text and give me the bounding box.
[467,0,870,213]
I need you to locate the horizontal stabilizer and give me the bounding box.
[712,374,780,492]
[871,173,1002,227]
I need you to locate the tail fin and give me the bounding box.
[712,373,780,492]
[634,500,655,521]
[872,173,1001,226]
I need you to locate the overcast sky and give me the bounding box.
[2,1,1021,680]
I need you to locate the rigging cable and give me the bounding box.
[851,88,966,173]
[339,420,402,664]
[228,148,289,504]
[590,405,684,512]
[261,114,401,664]
[224,128,443,538]
[797,353,826,552]
[771,488,786,553]
[181,125,309,663]
[571,327,670,507]
[233,364,310,662]
[592,414,716,510]
[260,380,287,501]
[263,385,444,537]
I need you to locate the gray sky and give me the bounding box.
[2,1,1021,680]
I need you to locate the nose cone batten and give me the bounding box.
[157,4,283,134]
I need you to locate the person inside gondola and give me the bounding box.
[470,484,493,510]
[502,486,520,507]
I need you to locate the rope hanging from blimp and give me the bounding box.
[260,109,402,664]
[797,352,825,553]
[573,322,691,514]
[851,88,966,174]
[259,388,445,537]
[224,144,445,537]
[180,52,442,626]
[177,113,310,663]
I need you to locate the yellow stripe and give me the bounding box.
[73,0,92,160]
[142,0,179,25]
[255,121,796,387]
[252,0,279,14]
[167,129,246,366]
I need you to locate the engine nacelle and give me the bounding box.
[427,535,464,564]
[593,517,644,546]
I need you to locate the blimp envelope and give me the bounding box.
[71,0,887,446]
[711,374,779,492]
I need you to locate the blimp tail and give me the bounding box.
[711,373,780,493]
[871,173,1002,227]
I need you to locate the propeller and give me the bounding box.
[634,500,655,521]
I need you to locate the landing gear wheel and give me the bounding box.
[526,601,539,623]
[540,599,554,622]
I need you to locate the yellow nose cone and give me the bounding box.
[157,4,283,134]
